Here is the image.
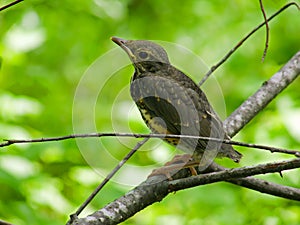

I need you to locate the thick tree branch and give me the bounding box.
[73,158,300,225]
[224,50,300,136]
[70,51,300,224]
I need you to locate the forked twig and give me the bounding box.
[169,158,300,191]
[199,2,299,86]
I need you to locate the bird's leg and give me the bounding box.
[148,154,200,180]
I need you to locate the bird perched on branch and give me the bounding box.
[112,37,242,170]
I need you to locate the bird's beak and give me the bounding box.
[111,36,127,46]
[111,36,135,59]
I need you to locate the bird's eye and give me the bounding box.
[138,51,148,59]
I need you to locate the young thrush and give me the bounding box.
[112,37,242,169]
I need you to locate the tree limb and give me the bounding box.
[72,158,300,225]
[224,50,300,136]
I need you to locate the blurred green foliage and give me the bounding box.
[0,0,299,224]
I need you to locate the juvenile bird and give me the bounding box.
[112,37,242,169]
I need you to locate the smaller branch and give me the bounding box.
[1,133,299,157]
[169,158,300,191]
[199,2,299,86]
[0,0,24,12]
[67,138,149,224]
[259,0,269,61]
[210,163,300,201]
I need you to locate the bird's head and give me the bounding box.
[111,37,170,73]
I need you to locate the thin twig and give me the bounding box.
[0,0,24,12]
[199,2,299,86]
[259,0,269,61]
[1,132,299,157]
[67,137,149,224]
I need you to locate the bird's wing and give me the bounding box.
[131,73,207,137]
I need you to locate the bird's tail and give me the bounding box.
[221,143,242,163]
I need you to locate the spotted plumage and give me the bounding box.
[112,37,242,165]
